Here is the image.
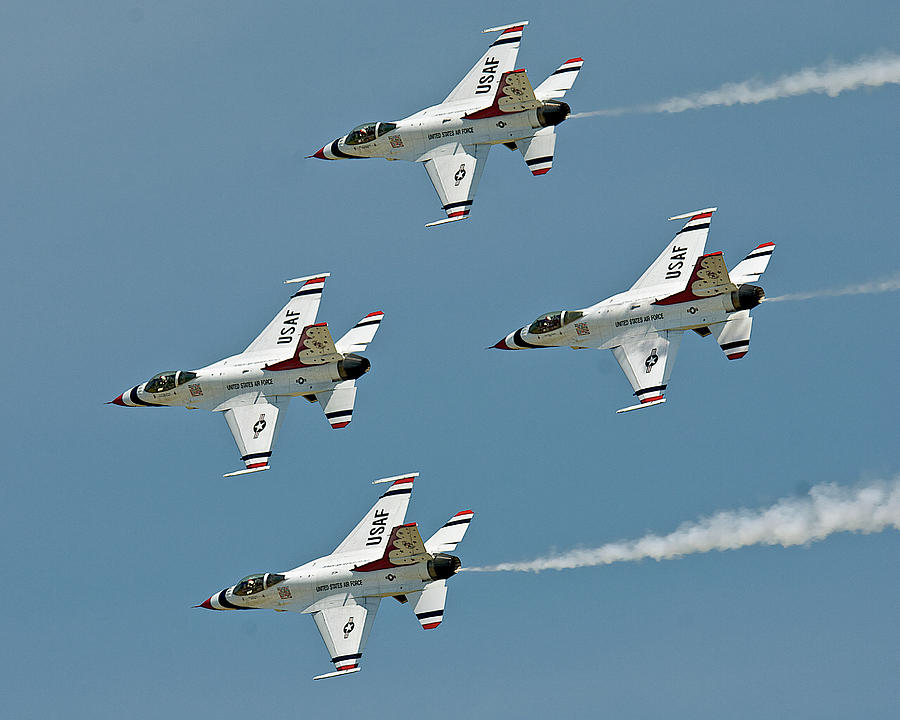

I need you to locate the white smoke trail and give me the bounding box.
[766,272,900,302]
[468,479,900,573]
[571,52,900,118]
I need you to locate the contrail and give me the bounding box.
[571,52,900,118]
[765,272,900,302]
[468,479,900,573]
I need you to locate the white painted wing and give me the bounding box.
[317,380,357,429]
[332,474,416,555]
[311,596,381,679]
[335,312,385,355]
[729,242,776,285]
[534,57,584,100]
[423,143,490,224]
[611,330,684,407]
[222,397,289,475]
[630,209,716,293]
[710,311,753,360]
[517,126,556,176]
[244,275,328,354]
[443,24,525,104]
[413,580,447,630]
[425,510,475,554]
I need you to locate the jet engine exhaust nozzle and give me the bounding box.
[338,353,370,381]
[537,100,571,127]
[427,553,462,581]
[730,284,765,311]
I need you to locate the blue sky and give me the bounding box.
[2,2,899,717]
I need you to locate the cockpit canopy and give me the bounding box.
[233,572,286,596]
[528,310,585,335]
[345,121,398,146]
[144,370,198,393]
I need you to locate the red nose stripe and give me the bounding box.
[199,597,214,609]
[109,393,127,406]
[311,147,327,159]
[492,338,511,349]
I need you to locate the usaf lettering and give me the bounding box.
[277,309,302,344]
[366,509,389,546]
[475,57,500,94]
[665,245,688,280]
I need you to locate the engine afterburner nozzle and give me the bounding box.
[427,553,462,581]
[537,100,571,127]
[338,353,370,380]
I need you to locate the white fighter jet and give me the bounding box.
[196,472,474,680]
[110,274,383,475]
[492,208,776,412]
[310,21,582,226]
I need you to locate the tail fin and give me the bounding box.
[353,523,430,572]
[425,510,475,554]
[534,57,584,100]
[655,252,737,305]
[264,322,341,371]
[335,311,385,354]
[465,69,541,119]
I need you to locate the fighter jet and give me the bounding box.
[110,274,383,476]
[310,21,582,226]
[196,472,474,680]
[492,208,776,412]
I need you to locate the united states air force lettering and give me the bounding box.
[316,579,363,593]
[666,245,689,280]
[366,509,389,547]
[475,56,499,93]
[427,126,473,141]
[277,309,302,344]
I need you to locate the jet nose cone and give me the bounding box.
[194,596,214,610]
[108,393,127,406]
[492,336,513,350]
[308,145,328,160]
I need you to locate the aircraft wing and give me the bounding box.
[630,209,716,293]
[332,474,417,555]
[317,380,357,429]
[244,274,329,354]
[611,330,684,412]
[221,396,289,476]
[311,596,381,679]
[423,143,491,226]
[443,23,526,104]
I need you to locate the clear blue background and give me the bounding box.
[2,2,898,717]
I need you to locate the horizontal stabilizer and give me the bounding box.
[336,312,384,354]
[426,510,475,554]
[710,311,753,360]
[534,57,584,100]
[517,127,556,176]
[414,580,448,630]
[730,242,776,284]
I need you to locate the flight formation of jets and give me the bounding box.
[111,22,779,678]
